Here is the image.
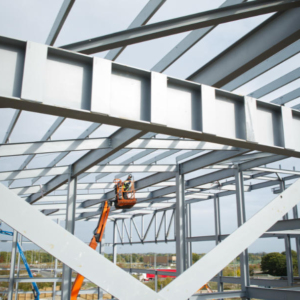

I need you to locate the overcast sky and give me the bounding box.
[0,0,300,257]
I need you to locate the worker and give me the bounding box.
[123,174,132,199]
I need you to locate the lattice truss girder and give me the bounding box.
[1,0,300,299]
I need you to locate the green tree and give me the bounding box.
[192,253,200,264]
[261,252,287,276]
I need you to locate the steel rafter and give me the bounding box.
[61,0,300,54]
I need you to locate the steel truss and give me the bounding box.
[1,1,300,300]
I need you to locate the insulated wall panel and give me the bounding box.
[0,41,25,98]
[256,104,284,147]
[44,50,92,110]
[293,114,300,151]
[166,81,200,131]
[110,67,150,122]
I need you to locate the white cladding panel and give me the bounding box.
[44,53,92,110]
[256,105,283,147]
[166,83,200,131]
[293,114,300,151]
[110,69,150,122]
[0,44,24,98]
[215,94,245,139]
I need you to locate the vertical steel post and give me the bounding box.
[186,203,192,268]
[8,230,18,300]
[154,253,157,292]
[214,195,223,294]
[280,180,294,286]
[52,219,59,300]
[141,215,144,240]
[98,231,105,300]
[14,235,22,300]
[176,165,186,275]
[113,221,117,264]
[62,170,77,300]
[292,205,300,277]
[52,257,58,300]
[235,168,250,298]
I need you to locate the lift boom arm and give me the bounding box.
[71,201,110,299]
[0,228,40,299]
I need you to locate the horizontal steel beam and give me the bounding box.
[105,0,166,60]
[271,86,300,105]
[61,0,300,54]
[247,287,300,300]
[151,0,246,73]
[248,66,300,98]
[45,0,75,46]
[188,8,300,88]
[190,290,245,300]
[1,39,300,158]
[0,138,237,157]
[26,128,144,204]
[223,39,300,91]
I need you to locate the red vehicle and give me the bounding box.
[146,269,177,280]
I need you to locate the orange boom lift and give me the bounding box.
[71,178,136,299]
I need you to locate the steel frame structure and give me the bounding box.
[0,0,300,299]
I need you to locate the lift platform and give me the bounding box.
[113,178,136,209]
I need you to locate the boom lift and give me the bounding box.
[0,225,40,300]
[71,177,136,299]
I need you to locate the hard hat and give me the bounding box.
[128,174,132,179]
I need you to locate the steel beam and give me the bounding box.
[188,8,300,88]
[26,128,144,204]
[45,0,75,46]
[105,0,166,60]
[249,66,300,98]
[2,39,300,158]
[151,0,246,72]
[271,87,300,105]
[61,1,300,54]
[223,40,300,91]
[0,138,236,157]
[190,290,245,300]
[158,179,300,300]
[2,110,21,144]
[0,184,166,300]
[247,287,300,300]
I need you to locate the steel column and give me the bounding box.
[113,221,117,265]
[235,168,250,298]
[214,195,223,294]
[159,179,300,300]
[8,230,17,300]
[14,234,22,300]
[176,166,186,275]
[292,206,300,277]
[186,203,192,268]
[61,171,77,300]
[98,231,105,300]
[280,180,294,286]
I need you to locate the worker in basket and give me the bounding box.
[123,174,132,199]
[112,174,136,209]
